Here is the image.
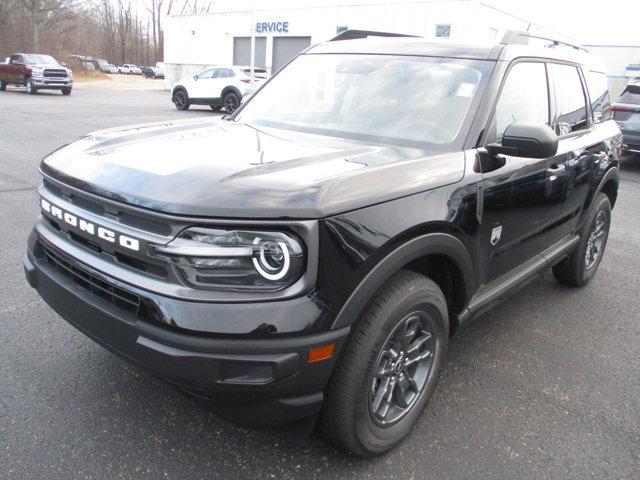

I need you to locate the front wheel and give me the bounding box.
[553,192,611,287]
[61,88,72,96]
[172,90,190,110]
[223,91,240,113]
[322,270,448,457]
[25,78,37,94]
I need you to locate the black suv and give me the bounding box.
[23,30,621,457]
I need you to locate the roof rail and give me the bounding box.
[501,30,589,52]
[330,29,419,42]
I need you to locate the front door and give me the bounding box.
[479,61,568,285]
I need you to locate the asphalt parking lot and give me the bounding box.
[1,84,639,479]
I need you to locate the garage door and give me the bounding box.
[233,37,267,68]
[272,36,311,72]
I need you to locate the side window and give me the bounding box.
[10,55,22,65]
[585,71,611,123]
[494,62,549,142]
[197,69,214,80]
[213,68,234,78]
[549,63,588,135]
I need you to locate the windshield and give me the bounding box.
[24,54,59,65]
[236,54,491,148]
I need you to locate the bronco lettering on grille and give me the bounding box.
[40,198,140,252]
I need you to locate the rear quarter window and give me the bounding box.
[549,63,588,135]
[586,71,611,122]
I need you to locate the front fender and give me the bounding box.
[330,232,475,330]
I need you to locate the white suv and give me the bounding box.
[171,66,268,112]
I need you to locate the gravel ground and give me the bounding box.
[0,84,639,479]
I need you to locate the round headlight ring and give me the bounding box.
[252,238,290,281]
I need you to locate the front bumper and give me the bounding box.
[32,77,72,89]
[23,233,349,427]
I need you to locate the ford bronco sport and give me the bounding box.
[23,30,621,456]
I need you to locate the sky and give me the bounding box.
[483,0,639,45]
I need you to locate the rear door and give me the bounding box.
[8,55,24,82]
[550,65,613,231]
[479,61,570,283]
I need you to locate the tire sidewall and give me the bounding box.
[26,78,35,94]
[352,285,448,454]
[577,194,611,284]
[0,80,6,91]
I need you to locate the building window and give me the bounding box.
[435,24,451,38]
[336,25,349,34]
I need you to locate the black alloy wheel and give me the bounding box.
[173,90,190,110]
[369,311,436,427]
[223,92,240,112]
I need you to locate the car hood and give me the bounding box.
[41,117,465,219]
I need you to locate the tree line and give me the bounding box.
[0,0,212,66]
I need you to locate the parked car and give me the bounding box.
[0,53,73,95]
[91,58,111,73]
[117,65,131,75]
[107,64,118,74]
[141,66,164,79]
[171,65,268,112]
[612,81,640,155]
[123,63,142,75]
[67,55,95,72]
[24,30,621,457]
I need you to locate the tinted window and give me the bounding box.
[586,71,611,122]
[494,62,549,142]
[618,84,640,105]
[549,63,587,135]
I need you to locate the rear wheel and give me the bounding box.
[0,80,6,91]
[172,89,190,110]
[322,270,448,457]
[223,91,240,113]
[553,193,611,287]
[25,78,37,94]
[61,88,72,96]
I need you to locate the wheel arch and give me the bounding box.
[330,233,476,334]
[221,85,242,99]
[171,85,187,97]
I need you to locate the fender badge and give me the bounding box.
[491,226,502,246]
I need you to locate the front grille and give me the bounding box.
[43,69,68,78]
[41,243,141,316]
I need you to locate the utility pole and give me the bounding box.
[250,0,255,90]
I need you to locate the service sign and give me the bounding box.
[256,21,289,33]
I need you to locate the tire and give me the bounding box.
[61,88,72,96]
[209,105,223,112]
[553,193,611,287]
[25,78,37,94]
[0,80,6,91]
[322,270,449,457]
[223,91,240,113]
[172,89,190,111]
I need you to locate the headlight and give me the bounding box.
[31,68,44,77]
[152,227,305,291]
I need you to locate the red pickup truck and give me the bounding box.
[0,53,73,95]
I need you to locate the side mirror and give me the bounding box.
[487,122,558,159]
[193,74,198,81]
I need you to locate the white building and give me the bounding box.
[163,0,556,85]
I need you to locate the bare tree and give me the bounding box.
[17,0,79,51]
